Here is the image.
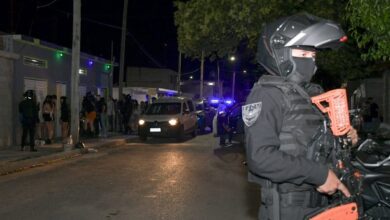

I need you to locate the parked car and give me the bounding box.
[195,99,216,133]
[138,97,198,141]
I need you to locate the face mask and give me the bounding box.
[289,57,317,84]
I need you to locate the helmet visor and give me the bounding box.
[285,21,347,49]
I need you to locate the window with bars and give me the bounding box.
[23,56,48,68]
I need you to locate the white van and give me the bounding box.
[138,97,198,141]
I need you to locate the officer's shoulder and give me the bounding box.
[252,75,290,90]
[247,85,285,108]
[249,79,286,99]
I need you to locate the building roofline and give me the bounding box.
[3,34,117,66]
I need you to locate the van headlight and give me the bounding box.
[139,119,145,125]
[168,119,178,126]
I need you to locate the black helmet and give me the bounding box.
[23,90,34,99]
[60,96,67,103]
[257,13,347,84]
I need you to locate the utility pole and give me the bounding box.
[109,41,114,98]
[217,60,220,98]
[200,50,205,99]
[118,0,129,98]
[177,51,182,93]
[232,71,236,100]
[70,0,81,145]
[10,0,14,33]
[229,56,236,100]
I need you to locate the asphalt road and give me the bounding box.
[0,133,260,220]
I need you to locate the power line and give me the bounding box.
[181,68,200,75]
[54,9,165,68]
[37,0,60,9]
[126,32,164,68]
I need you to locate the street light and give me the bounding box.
[229,56,236,100]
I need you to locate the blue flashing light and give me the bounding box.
[217,103,227,114]
[225,99,234,105]
[88,60,94,66]
[210,99,219,104]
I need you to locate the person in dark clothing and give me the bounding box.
[95,95,102,136]
[117,96,125,132]
[60,96,70,141]
[362,97,381,133]
[42,95,54,144]
[97,97,108,137]
[217,111,232,147]
[368,97,379,121]
[19,90,39,151]
[122,95,133,134]
[244,13,358,220]
[107,96,114,132]
[83,92,96,136]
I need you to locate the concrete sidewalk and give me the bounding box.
[0,133,137,176]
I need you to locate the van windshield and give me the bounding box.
[195,103,203,111]
[145,103,181,115]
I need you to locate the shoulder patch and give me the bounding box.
[242,102,262,127]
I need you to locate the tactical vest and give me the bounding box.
[252,75,332,192]
[20,99,37,118]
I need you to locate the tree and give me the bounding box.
[174,0,386,84]
[315,46,370,88]
[174,0,278,98]
[174,0,348,59]
[174,0,276,59]
[346,0,390,61]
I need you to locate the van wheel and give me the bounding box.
[139,135,147,141]
[177,126,184,142]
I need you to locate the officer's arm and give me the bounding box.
[245,88,328,186]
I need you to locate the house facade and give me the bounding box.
[0,34,113,148]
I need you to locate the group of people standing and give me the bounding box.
[18,91,70,151]
[80,92,148,138]
[19,90,152,151]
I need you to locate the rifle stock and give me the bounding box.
[311,89,351,136]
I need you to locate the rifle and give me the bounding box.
[306,89,361,220]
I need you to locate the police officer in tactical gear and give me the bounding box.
[243,13,358,220]
[19,90,39,152]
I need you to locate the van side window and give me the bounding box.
[187,100,194,112]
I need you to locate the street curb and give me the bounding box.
[0,137,135,176]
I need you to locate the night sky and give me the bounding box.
[1,0,259,97]
[1,0,181,72]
